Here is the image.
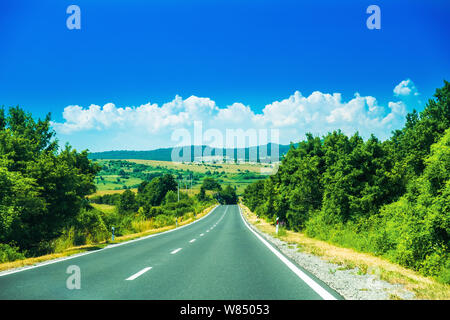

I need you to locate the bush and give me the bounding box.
[0,243,26,263]
[147,206,164,218]
[89,194,121,205]
[438,259,450,284]
[118,189,138,214]
[74,208,109,245]
[153,215,175,228]
[164,190,178,204]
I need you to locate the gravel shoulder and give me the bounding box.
[241,207,416,300]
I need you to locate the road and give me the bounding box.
[0,205,342,300]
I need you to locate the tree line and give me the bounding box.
[0,107,224,262]
[242,81,450,283]
[0,107,100,258]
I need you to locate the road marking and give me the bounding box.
[171,248,182,254]
[126,267,152,281]
[189,239,196,243]
[200,233,204,236]
[206,230,210,233]
[0,205,223,278]
[0,205,221,278]
[238,206,337,300]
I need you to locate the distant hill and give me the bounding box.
[88,143,294,162]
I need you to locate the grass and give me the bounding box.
[91,159,270,198]
[95,175,142,191]
[0,204,216,273]
[88,186,213,199]
[88,188,138,197]
[122,159,271,174]
[0,244,109,273]
[90,203,116,214]
[239,203,450,300]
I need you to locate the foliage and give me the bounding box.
[0,106,100,255]
[0,243,26,263]
[136,174,177,207]
[202,177,222,191]
[218,185,238,204]
[197,186,208,201]
[242,81,450,282]
[89,193,121,205]
[118,189,138,214]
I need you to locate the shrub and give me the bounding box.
[438,259,450,284]
[153,215,175,228]
[0,243,26,263]
[74,208,109,245]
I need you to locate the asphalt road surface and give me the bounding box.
[0,205,342,300]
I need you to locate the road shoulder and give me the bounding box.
[239,204,420,300]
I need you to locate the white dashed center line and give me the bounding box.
[189,239,196,243]
[171,248,182,254]
[126,267,152,281]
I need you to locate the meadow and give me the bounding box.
[91,159,271,196]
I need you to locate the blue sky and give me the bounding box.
[0,0,449,151]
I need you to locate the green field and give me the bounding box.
[92,159,271,196]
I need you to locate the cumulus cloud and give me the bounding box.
[52,79,419,151]
[394,79,419,97]
[52,95,216,135]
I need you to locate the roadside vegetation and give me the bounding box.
[91,158,267,194]
[241,204,450,300]
[0,106,100,260]
[0,107,217,267]
[88,174,218,239]
[242,81,450,286]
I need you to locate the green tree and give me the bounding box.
[197,186,207,202]
[202,177,221,190]
[164,190,178,204]
[218,185,238,204]
[137,174,177,207]
[241,81,450,282]
[118,189,138,214]
[0,106,100,254]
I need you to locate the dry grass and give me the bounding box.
[89,186,209,199]
[240,203,450,300]
[89,184,213,198]
[123,159,269,174]
[0,244,106,273]
[90,203,116,214]
[0,205,216,273]
[88,188,138,197]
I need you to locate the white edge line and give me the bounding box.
[0,205,220,277]
[126,267,152,281]
[238,205,337,300]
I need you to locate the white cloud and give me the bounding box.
[394,79,419,97]
[52,79,419,151]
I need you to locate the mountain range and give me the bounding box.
[88,143,294,163]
